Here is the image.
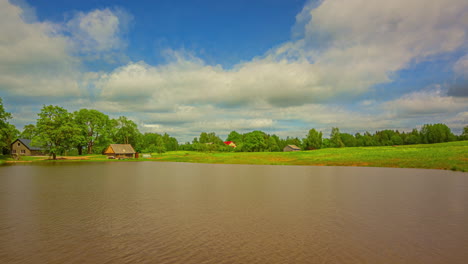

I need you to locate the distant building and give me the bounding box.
[104,144,136,159]
[283,145,301,152]
[11,138,43,156]
[224,141,237,148]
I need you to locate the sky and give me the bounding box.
[0,0,467,142]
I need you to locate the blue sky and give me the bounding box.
[0,0,467,141]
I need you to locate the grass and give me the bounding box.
[1,141,467,171]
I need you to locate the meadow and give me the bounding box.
[2,141,467,172]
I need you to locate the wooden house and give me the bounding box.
[11,139,43,156]
[104,144,136,159]
[283,144,301,152]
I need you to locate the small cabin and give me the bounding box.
[11,138,43,156]
[104,144,136,159]
[283,144,301,152]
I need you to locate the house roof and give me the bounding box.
[224,141,237,147]
[12,138,42,151]
[286,145,300,150]
[107,144,136,154]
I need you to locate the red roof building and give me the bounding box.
[224,141,237,148]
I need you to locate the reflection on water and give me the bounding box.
[1,162,467,263]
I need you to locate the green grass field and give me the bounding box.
[2,141,467,171]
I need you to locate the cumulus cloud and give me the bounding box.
[294,0,467,89]
[0,0,81,96]
[66,8,132,55]
[95,0,467,112]
[2,0,468,140]
[0,0,131,99]
[383,87,468,116]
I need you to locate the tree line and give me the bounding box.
[180,124,467,153]
[0,98,467,158]
[1,101,179,159]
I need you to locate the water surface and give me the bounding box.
[1,162,467,263]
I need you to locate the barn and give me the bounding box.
[11,139,43,156]
[283,145,301,152]
[104,144,136,159]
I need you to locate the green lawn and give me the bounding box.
[2,141,467,171]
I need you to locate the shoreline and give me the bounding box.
[2,141,467,172]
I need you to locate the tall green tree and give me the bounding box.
[462,126,468,140]
[340,133,356,147]
[329,127,344,148]
[420,124,454,143]
[267,136,280,152]
[226,131,243,144]
[0,98,17,153]
[20,124,36,140]
[163,133,179,151]
[405,129,421,144]
[113,116,141,146]
[74,109,111,154]
[36,105,80,160]
[154,134,166,154]
[303,128,322,150]
[243,131,268,152]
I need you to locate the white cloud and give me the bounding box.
[0,1,132,98]
[66,8,131,54]
[293,0,467,90]
[95,57,329,110]
[383,87,468,116]
[96,0,467,112]
[3,0,468,140]
[0,0,81,96]
[446,111,468,127]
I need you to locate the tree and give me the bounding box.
[303,129,322,150]
[243,131,268,152]
[74,109,111,154]
[391,134,403,145]
[226,131,243,144]
[36,105,80,160]
[405,129,421,144]
[1,124,19,154]
[329,127,344,148]
[20,124,36,140]
[462,126,468,140]
[340,133,356,147]
[267,136,280,152]
[163,133,179,151]
[0,98,18,154]
[197,132,224,151]
[154,135,166,154]
[420,123,454,144]
[113,116,141,147]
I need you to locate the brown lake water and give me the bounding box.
[1,162,467,264]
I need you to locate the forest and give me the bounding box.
[1,98,467,159]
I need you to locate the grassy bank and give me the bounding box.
[150,141,468,171]
[2,141,467,171]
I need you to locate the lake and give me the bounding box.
[1,162,467,263]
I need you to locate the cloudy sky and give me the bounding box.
[1,0,467,142]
